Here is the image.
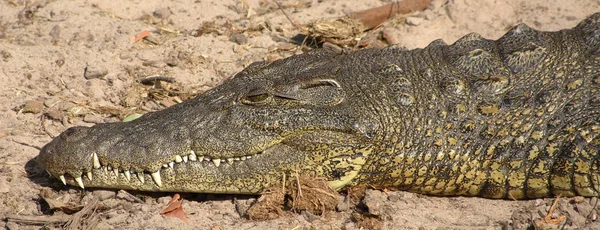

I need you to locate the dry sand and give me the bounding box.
[1,0,599,229]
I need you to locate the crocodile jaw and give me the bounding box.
[39,139,295,194]
[37,120,299,193]
[38,128,373,193]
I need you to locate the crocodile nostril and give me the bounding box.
[60,126,90,142]
[63,127,77,136]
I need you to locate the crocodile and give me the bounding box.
[38,13,600,199]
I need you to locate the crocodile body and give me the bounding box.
[38,13,600,199]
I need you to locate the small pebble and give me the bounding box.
[122,202,133,211]
[43,98,59,108]
[405,17,423,26]
[83,114,104,123]
[106,210,119,219]
[22,100,44,113]
[301,210,320,223]
[402,192,414,199]
[92,190,116,201]
[572,196,585,203]
[84,64,108,79]
[343,222,359,230]
[336,196,350,211]
[153,8,171,19]
[157,196,172,205]
[49,25,61,43]
[164,58,178,66]
[211,225,224,230]
[533,198,545,206]
[229,33,248,45]
[361,189,388,216]
[422,10,436,20]
[590,196,598,206]
[246,198,256,205]
[0,179,9,193]
[382,28,401,45]
[234,199,250,217]
[140,205,150,212]
[5,221,19,230]
[387,192,401,202]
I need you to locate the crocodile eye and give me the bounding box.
[246,93,269,102]
[241,89,272,105]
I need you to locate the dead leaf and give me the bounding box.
[348,0,430,30]
[41,195,84,214]
[134,30,150,42]
[159,194,187,223]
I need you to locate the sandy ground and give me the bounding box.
[1,0,599,229]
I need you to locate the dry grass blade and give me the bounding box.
[4,215,69,225]
[65,198,100,230]
[7,198,101,229]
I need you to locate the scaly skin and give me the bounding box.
[38,13,600,199]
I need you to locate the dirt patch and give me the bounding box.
[1,0,599,229]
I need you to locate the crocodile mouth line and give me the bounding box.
[52,148,267,190]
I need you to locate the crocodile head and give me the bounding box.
[38,49,382,194]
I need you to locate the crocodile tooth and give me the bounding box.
[113,167,119,177]
[137,172,145,183]
[246,155,252,159]
[226,158,234,165]
[103,166,108,174]
[75,176,85,189]
[59,175,67,185]
[151,171,162,187]
[189,150,197,161]
[175,155,183,163]
[169,162,174,168]
[92,153,101,169]
[183,155,188,163]
[212,158,221,167]
[163,164,168,168]
[198,156,204,162]
[234,157,240,161]
[87,171,93,181]
[107,166,113,171]
[124,170,131,181]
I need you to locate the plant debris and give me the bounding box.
[302,0,430,47]
[246,175,339,220]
